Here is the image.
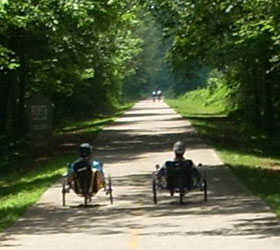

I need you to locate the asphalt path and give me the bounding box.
[1,100,280,250]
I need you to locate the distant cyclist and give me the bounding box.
[156,89,162,101]
[152,90,157,102]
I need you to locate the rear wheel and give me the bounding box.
[179,178,184,205]
[179,191,184,205]
[152,173,157,204]
[107,175,113,204]
[84,196,88,206]
[62,180,66,206]
[203,179,208,202]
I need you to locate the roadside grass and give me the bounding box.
[55,103,133,137]
[0,154,74,231]
[167,93,280,217]
[0,102,133,232]
[56,118,113,135]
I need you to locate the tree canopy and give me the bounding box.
[0,0,162,142]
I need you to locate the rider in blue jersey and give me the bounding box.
[67,143,104,191]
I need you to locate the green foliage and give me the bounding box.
[0,46,19,70]
[143,0,280,134]
[168,83,228,117]
[0,0,150,142]
[169,72,231,114]
[0,154,74,231]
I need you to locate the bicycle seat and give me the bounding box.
[73,159,93,196]
[166,160,193,190]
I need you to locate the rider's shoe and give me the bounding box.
[64,183,73,193]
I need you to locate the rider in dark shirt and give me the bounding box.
[157,141,200,188]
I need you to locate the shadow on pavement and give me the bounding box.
[2,168,280,241]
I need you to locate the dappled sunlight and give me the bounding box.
[2,170,280,240]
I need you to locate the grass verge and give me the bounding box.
[0,154,74,231]
[167,93,280,217]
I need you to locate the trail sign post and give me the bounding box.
[27,93,53,154]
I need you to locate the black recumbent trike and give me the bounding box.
[61,159,113,206]
[152,160,207,205]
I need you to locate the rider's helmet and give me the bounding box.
[79,143,93,158]
[173,141,185,154]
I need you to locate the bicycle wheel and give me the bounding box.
[108,175,113,204]
[152,173,157,204]
[203,178,208,202]
[179,178,184,205]
[84,196,88,206]
[62,180,66,206]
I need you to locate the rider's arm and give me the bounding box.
[189,160,202,180]
[158,161,169,176]
[67,163,74,175]
[91,161,104,175]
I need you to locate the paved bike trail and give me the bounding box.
[0,100,280,250]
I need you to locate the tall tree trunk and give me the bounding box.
[0,71,11,136]
[0,33,12,139]
[263,72,274,135]
[17,33,27,138]
[247,66,261,128]
[10,72,18,139]
[11,29,28,139]
[253,82,261,128]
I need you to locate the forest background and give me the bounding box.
[1,0,280,165]
[2,0,280,142]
